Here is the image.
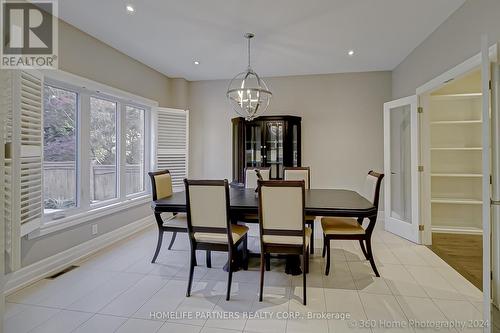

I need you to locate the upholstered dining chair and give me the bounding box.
[284,167,315,254]
[238,167,271,224]
[184,179,249,301]
[245,167,271,189]
[148,170,188,263]
[321,171,384,277]
[257,180,310,305]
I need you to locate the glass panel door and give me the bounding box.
[384,95,420,243]
[265,121,284,179]
[390,105,412,222]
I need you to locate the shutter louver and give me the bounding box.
[155,108,189,190]
[2,70,44,272]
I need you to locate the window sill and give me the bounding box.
[28,195,151,239]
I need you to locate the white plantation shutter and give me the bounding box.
[155,108,189,190]
[1,70,44,271]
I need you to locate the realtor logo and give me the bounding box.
[1,0,58,69]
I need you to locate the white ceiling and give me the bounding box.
[58,0,465,81]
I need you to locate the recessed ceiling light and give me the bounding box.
[126,5,135,13]
[348,50,355,56]
[194,60,200,65]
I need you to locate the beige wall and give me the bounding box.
[58,19,171,106]
[189,71,391,193]
[392,0,500,99]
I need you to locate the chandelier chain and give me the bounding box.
[247,36,251,69]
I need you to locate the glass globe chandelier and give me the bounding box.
[226,33,272,121]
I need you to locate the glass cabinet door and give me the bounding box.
[265,121,284,178]
[292,123,298,167]
[245,123,262,167]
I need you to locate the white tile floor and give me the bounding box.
[5,222,492,333]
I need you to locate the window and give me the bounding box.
[41,74,152,227]
[43,85,78,213]
[89,97,117,203]
[125,106,145,195]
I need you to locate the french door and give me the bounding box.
[383,95,421,243]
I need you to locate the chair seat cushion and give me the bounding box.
[194,224,249,244]
[321,217,365,235]
[239,213,259,221]
[262,227,312,247]
[161,213,187,228]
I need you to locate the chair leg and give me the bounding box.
[322,234,326,258]
[305,248,309,274]
[366,238,380,277]
[359,239,369,260]
[259,253,265,302]
[309,221,315,254]
[265,253,271,271]
[325,238,331,276]
[226,253,233,301]
[186,249,196,297]
[242,235,249,271]
[151,229,164,263]
[302,250,307,305]
[167,231,177,250]
[206,250,212,268]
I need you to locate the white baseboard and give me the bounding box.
[4,216,154,295]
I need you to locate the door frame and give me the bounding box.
[416,43,498,246]
[384,95,421,243]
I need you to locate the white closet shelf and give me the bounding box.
[431,173,482,178]
[431,198,483,205]
[431,147,482,151]
[430,120,482,125]
[430,93,482,100]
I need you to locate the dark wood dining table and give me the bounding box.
[151,188,377,274]
[152,188,376,218]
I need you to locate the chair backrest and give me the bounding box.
[258,180,305,242]
[361,170,384,209]
[284,167,310,189]
[245,167,271,189]
[148,170,173,200]
[184,179,232,241]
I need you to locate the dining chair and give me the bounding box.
[321,170,384,276]
[148,170,188,263]
[184,179,249,301]
[238,167,271,223]
[284,167,315,254]
[245,167,271,189]
[257,180,310,305]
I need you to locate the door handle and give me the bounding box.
[492,200,500,205]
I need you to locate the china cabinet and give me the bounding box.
[232,116,301,184]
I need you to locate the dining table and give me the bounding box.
[151,187,377,274]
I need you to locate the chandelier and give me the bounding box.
[226,33,272,121]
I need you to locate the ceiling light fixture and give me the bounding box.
[126,5,135,13]
[226,33,272,121]
[348,50,355,56]
[194,60,200,65]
